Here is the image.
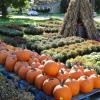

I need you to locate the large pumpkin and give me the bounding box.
[5,52,17,72]
[90,74,100,88]
[0,50,8,64]
[65,78,80,96]
[53,82,72,100]
[14,61,29,73]
[16,49,30,61]
[43,78,60,96]
[26,68,41,84]
[18,65,31,79]
[43,60,59,77]
[34,73,48,89]
[78,76,94,93]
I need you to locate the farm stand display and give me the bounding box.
[42,40,100,62]
[0,41,100,100]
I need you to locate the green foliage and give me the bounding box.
[0,0,29,17]
[25,35,84,53]
[0,27,24,37]
[95,0,100,12]
[24,26,44,35]
[60,0,69,13]
[42,40,100,62]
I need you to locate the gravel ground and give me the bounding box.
[0,77,34,100]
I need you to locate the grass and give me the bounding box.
[0,14,62,26]
[0,17,48,26]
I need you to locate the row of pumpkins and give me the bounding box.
[0,41,100,100]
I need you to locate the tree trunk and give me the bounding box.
[1,5,8,18]
[18,8,22,15]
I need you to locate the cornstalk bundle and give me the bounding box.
[60,0,98,39]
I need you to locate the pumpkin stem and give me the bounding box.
[49,78,54,80]
[68,75,72,80]
[31,67,36,71]
[61,70,64,74]
[61,80,65,87]
[42,72,45,75]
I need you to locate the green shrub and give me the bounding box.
[0,27,24,37]
[24,26,44,35]
[42,40,100,62]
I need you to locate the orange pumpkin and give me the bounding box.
[43,78,60,96]
[53,81,72,100]
[26,68,42,84]
[65,78,80,96]
[34,73,48,89]
[18,65,31,79]
[71,65,84,72]
[0,42,7,50]
[6,45,15,51]
[28,57,40,66]
[78,76,94,93]
[38,65,44,70]
[57,69,69,81]
[30,51,39,58]
[90,74,100,88]
[31,62,41,68]
[84,69,96,76]
[0,50,8,64]
[58,62,66,69]
[39,54,52,63]
[16,49,30,61]
[5,52,17,72]
[14,61,29,73]
[69,68,83,79]
[43,60,59,77]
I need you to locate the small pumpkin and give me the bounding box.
[58,62,66,69]
[43,78,60,96]
[69,68,83,79]
[6,45,15,51]
[53,81,72,100]
[34,73,48,89]
[57,69,69,81]
[39,54,52,63]
[14,61,29,73]
[31,62,41,68]
[78,76,94,93]
[16,49,30,61]
[65,78,80,96]
[43,60,59,77]
[72,65,84,72]
[5,52,17,72]
[84,69,96,76]
[26,68,41,84]
[30,51,39,58]
[0,50,8,64]
[18,65,31,79]
[90,74,100,88]
[28,57,40,66]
